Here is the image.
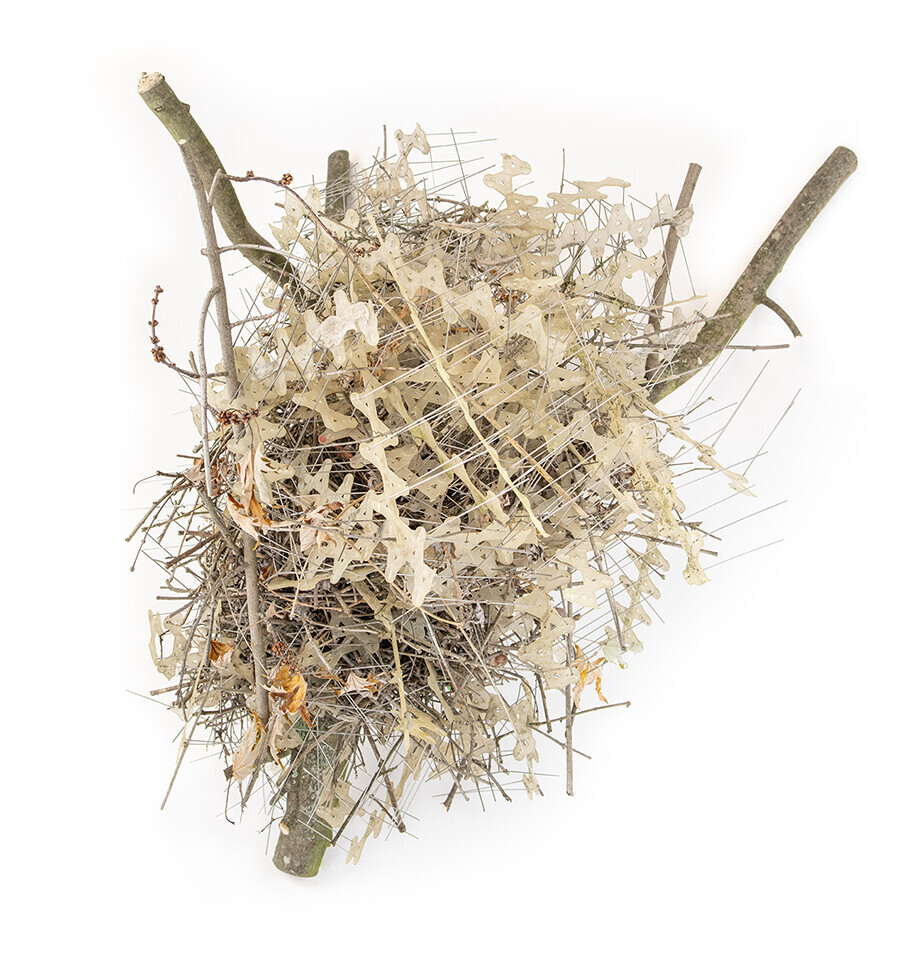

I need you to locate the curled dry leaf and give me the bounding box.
[571,643,608,708]
[299,502,342,552]
[268,664,313,726]
[209,637,235,668]
[336,672,383,698]
[232,714,265,782]
[184,459,206,485]
[268,711,291,764]
[225,492,271,540]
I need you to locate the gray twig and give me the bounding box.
[645,162,702,380]
[649,147,857,402]
[178,139,269,723]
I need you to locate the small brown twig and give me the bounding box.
[532,701,631,725]
[227,172,355,255]
[149,284,164,360]
[148,285,202,379]
[760,295,802,338]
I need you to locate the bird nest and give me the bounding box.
[135,127,751,868]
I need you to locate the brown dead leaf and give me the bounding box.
[238,447,256,510]
[336,672,382,698]
[185,457,229,491]
[231,713,265,782]
[209,637,235,668]
[571,643,608,708]
[185,459,206,485]
[225,493,271,540]
[268,663,313,725]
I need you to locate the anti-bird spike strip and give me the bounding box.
[135,73,856,877]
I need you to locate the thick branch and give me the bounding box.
[648,146,857,403]
[273,735,342,877]
[138,71,299,297]
[325,150,351,220]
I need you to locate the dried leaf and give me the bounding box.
[209,638,235,668]
[232,715,264,782]
[225,493,270,540]
[299,502,341,552]
[571,643,608,708]
[268,664,312,725]
[268,711,291,763]
[337,672,382,698]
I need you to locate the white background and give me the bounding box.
[4,2,905,957]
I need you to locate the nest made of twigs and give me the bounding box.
[136,126,750,865]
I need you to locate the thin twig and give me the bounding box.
[178,139,269,723]
[197,285,217,496]
[760,295,802,338]
[646,163,702,380]
[532,701,631,725]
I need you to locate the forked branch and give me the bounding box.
[648,146,857,403]
[138,71,300,299]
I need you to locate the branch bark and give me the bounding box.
[325,150,351,220]
[648,146,857,404]
[272,746,337,877]
[138,72,299,298]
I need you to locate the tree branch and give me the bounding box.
[178,140,270,724]
[272,748,336,878]
[138,71,300,298]
[648,146,857,403]
[325,150,351,221]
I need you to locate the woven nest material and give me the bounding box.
[137,127,751,866]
